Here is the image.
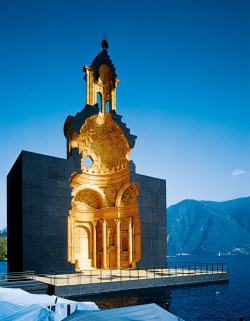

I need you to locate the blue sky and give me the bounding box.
[0,0,249,229]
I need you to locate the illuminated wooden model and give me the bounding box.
[66,41,141,270]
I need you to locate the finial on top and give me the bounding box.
[102,39,109,50]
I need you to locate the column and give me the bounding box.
[85,67,91,105]
[89,69,94,106]
[128,217,133,265]
[92,221,97,268]
[115,219,121,269]
[85,66,95,106]
[101,95,106,114]
[102,220,107,269]
[109,93,112,113]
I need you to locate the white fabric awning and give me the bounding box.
[0,287,98,320]
[64,303,184,321]
[0,302,58,321]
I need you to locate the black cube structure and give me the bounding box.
[7,150,166,273]
[7,43,167,274]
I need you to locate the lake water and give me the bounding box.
[165,255,250,320]
[76,256,250,321]
[0,256,249,320]
[0,260,7,274]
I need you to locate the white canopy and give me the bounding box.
[0,302,58,321]
[64,303,184,321]
[0,287,98,320]
[0,301,28,318]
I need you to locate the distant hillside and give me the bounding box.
[167,197,250,256]
[0,228,7,237]
[0,228,7,260]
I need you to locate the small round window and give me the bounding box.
[84,156,93,168]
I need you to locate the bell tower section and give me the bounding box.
[65,41,141,270]
[84,40,119,113]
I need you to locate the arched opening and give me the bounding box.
[73,188,104,210]
[106,100,110,113]
[72,185,108,208]
[83,155,93,168]
[116,183,139,207]
[74,226,91,270]
[98,65,113,114]
[116,183,139,208]
[97,92,102,111]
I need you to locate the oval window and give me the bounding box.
[84,156,93,168]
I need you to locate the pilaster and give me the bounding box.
[128,217,133,265]
[102,219,107,268]
[115,218,121,268]
[92,221,97,268]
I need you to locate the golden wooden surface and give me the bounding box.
[67,52,141,270]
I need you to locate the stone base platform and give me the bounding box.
[32,268,229,297]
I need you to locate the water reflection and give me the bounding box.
[70,287,173,310]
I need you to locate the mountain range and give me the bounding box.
[167,196,250,256]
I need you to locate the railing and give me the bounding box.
[43,262,228,288]
[166,262,228,275]
[0,270,35,283]
[0,262,228,289]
